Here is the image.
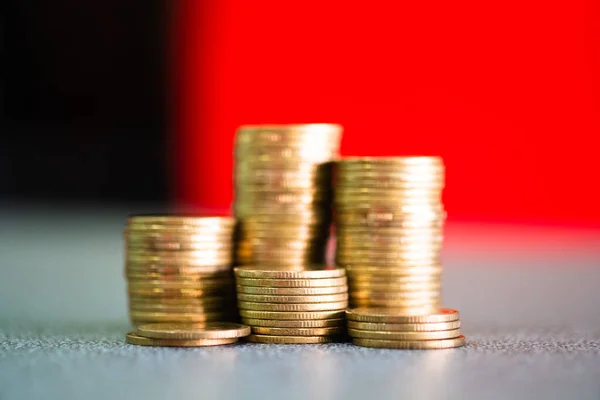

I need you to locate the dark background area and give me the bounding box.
[2,1,169,203]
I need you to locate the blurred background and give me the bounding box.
[2,0,600,325]
[4,0,600,224]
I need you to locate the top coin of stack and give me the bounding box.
[124,215,237,325]
[334,157,445,310]
[233,124,342,267]
[234,266,349,344]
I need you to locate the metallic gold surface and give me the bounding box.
[235,277,347,288]
[236,285,348,296]
[352,335,466,349]
[135,322,250,340]
[130,311,232,323]
[346,308,459,323]
[239,309,346,320]
[241,318,345,328]
[234,267,345,279]
[251,326,345,336]
[347,328,461,340]
[125,332,238,347]
[236,293,348,304]
[237,300,348,312]
[347,320,460,332]
[246,334,342,344]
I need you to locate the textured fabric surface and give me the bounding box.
[1,208,599,400]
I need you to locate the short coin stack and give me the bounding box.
[233,124,342,267]
[346,308,465,349]
[234,267,349,344]
[334,157,445,310]
[126,322,250,347]
[124,215,237,326]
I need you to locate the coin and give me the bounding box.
[344,265,442,276]
[347,320,460,331]
[239,309,346,320]
[128,296,231,306]
[352,335,466,349]
[237,293,348,304]
[241,318,345,328]
[348,281,441,292]
[127,287,230,298]
[246,334,341,344]
[128,279,233,289]
[136,322,250,340]
[236,285,348,295]
[128,215,235,226]
[234,267,345,279]
[129,303,230,313]
[349,298,441,308]
[125,264,232,275]
[251,326,345,336]
[130,311,231,323]
[126,271,233,281]
[235,277,347,288]
[346,308,459,323]
[349,291,440,300]
[347,274,439,284]
[237,300,348,312]
[125,332,238,347]
[348,328,461,340]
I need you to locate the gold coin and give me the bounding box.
[336,250,440,261]
[336,223,444,235]
[237,300,348,312]
[125,264,232,275]
[235,277,347,288]
[126,271,233,282]
[349,291,440,300]
[335,196,441,207]
[336,156,443,169]
[236,285,348,296]
[125,332,237,347]
[348,281,441,292]
[136,322,250,340]
[246,334,341,344]
[346,308,459,323]
[128,295,231,305]
[126,238,233,252]
[251,326,345,336]
[337,241,443,252]
[347,320,460,332]
[352,335,466,350]
[236,293,348,304]
[347,274,440,284]
[127,250,233,266]
[234,267,345,279]
[127,215,235,226]
[127,287,231,298]
[129,303,231,313]
[348,328,461,340]
[344,265,442,276]
[128,279,233,289]
[349,298,441,308]
[239,309,346,320]
[130,311,231,323]
[241,318,345,328]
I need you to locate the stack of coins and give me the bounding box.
[233,124,342,267]
[234,267,349,344]
[124,215,237,325]
[334,157,445,310]
[126,322,250,347]
[346,308,465,349]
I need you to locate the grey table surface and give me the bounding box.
[1,205,600,400]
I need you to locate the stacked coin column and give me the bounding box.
[233,124,342,267]
[334,157,445,310]
[124,216,237,325]
[234,267,348,344]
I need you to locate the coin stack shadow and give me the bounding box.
[334,157,446,309]
[233,124,342,267]
[234,267,349,344]
[124,216,237,325]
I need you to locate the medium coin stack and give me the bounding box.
[124,215,237,325]
[233,124,342,267]
[234,267,349,344]
[334,157,445,310]
[125,322,250,347]
[346,308,465,349]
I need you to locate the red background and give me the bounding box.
[173,0,600,225]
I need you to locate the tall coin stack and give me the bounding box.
[124,215,237,325]
[334,157,445,310]
[234,267,349,344]
[233,124,342,267]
